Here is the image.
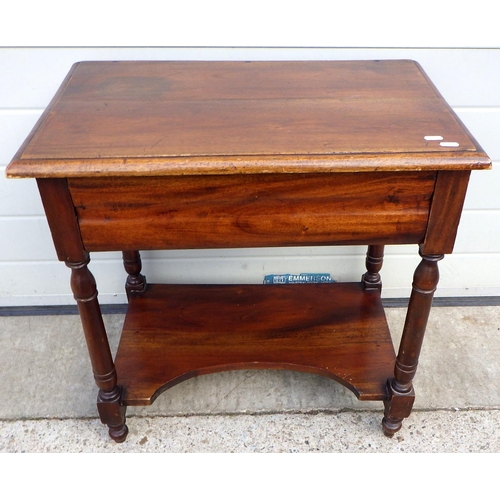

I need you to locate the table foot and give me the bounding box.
[97,386,128,443]
[382,379,415,437]
[109,424,129,443]
[381,417,403,437]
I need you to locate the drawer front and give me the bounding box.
[68,172,435,251]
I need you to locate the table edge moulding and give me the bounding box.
[6,60,491,442]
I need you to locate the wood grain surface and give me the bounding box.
[68,171,435,250]
[5,59,492,441]
[115,283,396,405]
[6,60,490,178]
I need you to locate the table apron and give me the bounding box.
[68,171,436,251]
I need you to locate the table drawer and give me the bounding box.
[68,171,436,251]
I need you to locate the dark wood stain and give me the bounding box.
[5,60,491,442]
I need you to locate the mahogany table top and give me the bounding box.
[7,60,490,178]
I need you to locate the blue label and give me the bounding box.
[263,273,334,284]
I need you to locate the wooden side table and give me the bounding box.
[7,60,491,442]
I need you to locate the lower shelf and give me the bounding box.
[114,282,396,406]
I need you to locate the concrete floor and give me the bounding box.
[1,305,499,452]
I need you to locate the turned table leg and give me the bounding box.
[382,250,444,437]
[362,245,385,290]
[122,250,147,297]
[68,256,128,443]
